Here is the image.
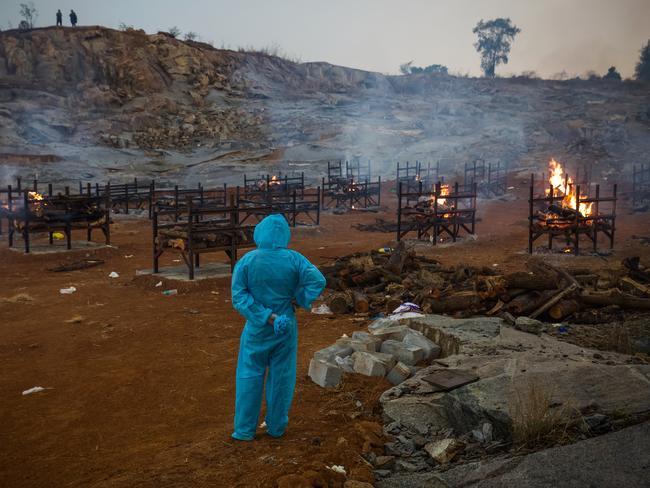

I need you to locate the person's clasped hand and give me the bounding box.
[271,315,292,335]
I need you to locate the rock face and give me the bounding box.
[379,315,650,439]
[377,421,650,488]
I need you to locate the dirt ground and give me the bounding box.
[1,180,650,487]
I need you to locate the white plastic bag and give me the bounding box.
[59,286,77,295]
[311,304,333,315]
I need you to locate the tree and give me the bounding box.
[118,22,134,31]
[184,31,198,41]
[635,39,650,81]
[168,26,181,38]
[19,2,38,29]
[399,61,413,75]
[473,18,520,78]
[603,66,621,81]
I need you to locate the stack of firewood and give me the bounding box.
[320,242,650,320]
[157,225,253,251]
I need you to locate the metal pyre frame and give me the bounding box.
[528,174,617,255]
[632,164,650,209]
[396,161,441,194]
[1,186,111,252]
[149,183,227,220]
[462,159,507,197]
[322,160,381,210]
[152,196,262,280]
[396,181,477,244]
[236,185,321,227]
[90,178,152,215]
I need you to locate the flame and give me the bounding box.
[269,175,280,186]
[544,159,593,216]
[436,184,450,207]
[28,191,44,201]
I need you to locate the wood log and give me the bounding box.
[385,241,409,275]
[426,291,481,314]
[578,289,650,310]
[529,283,579,319]
[351,268,384,286]
[503,272,558,290]
[385,296,403,314]
[327,292,353,314]
[351,290,370,314]
[548,299,580,320]
[620,277,650,296]
[365,282,387,294]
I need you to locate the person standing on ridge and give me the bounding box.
[230,214,326,441]
[69,10,77,27]
[56,9,63,27]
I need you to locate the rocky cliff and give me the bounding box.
[1,26,649,183]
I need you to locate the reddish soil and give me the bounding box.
[1,180,649,487]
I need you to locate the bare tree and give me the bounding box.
[473,18,520,78]
[168,26,181,38]
[19,2,38,29]
[184,31,198,41]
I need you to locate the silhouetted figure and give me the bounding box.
[56,9,63,26]
[69,10,78,27]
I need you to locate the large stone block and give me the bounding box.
[380,339,426,365]
[370,325,410,341]
[308,358,342,388]
[387,362,411,385]
[313,342,353,362]
[351,330,383,352]
[352,351,388,377]
[403,329,441,360]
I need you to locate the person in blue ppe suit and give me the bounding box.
[231,214,326,441]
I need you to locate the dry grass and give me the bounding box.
[510,379,576,448]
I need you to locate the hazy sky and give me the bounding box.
[2,0,649,78]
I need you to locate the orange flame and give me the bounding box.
[545,159,593,216]
[28,191,44,201]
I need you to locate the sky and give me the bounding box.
[1,0,649,78]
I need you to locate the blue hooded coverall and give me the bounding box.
[231,214,326,440]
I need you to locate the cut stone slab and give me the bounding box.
[420,369,479,391]
[308,358,342,388]
[424,438,465,464]
[403,329,441,360]
[352,351,388,377]
[387,362,411,385]
[370,325,410,342]
[350,331,383,352]
[313,342,353,362]
[369,351,397,371]
[380,339,426,365]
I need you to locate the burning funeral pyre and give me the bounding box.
[529,158,617,255]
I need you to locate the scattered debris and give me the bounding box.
[424,438,465,464]
[64,315,84,324]
[162,289,178,296]
[59,286,77,295]
[0,293,35,303]
[109,271,119,278]
[22,386,47,396]
[311,304,333,315]
[327,465,346,475]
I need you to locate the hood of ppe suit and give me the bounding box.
[253,214,290,249]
